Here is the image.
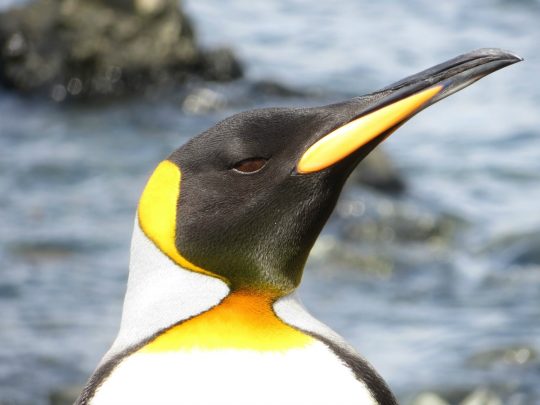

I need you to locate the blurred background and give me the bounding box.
[0,0,539,404]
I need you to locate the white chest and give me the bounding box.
[91,341,377,405]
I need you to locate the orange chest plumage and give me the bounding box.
[140,292,312,352]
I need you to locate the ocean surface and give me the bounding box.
[1,0,539,403]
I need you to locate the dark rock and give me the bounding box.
[0,0,242,101]
[49,385,82,405]
[249,79,309,98]
[178,77,313,114]
[479,230,540,267]
[200,47,243,82]
[348,148,407,195]
[467,345,538,369]
[461,389,502,405]
[406,388,470,405]
[337,197,461,244]
[407,388,505,405]
[409,392,450,405]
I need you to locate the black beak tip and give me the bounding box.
[475,47,524,63]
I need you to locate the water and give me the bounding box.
[1,0,539,403]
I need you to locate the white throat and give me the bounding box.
[98,220,230,365]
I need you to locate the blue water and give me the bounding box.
[1,0,539,404]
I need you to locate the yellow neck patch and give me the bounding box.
[140,292,313,352]
[138,160,225,281]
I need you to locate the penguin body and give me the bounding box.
[83,222,386,405]
[77,49,520,405]
[91,345,372,405]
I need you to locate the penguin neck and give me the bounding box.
[102,222,308,364]
[139,290,311,352]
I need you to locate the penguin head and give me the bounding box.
[137,49,521,295]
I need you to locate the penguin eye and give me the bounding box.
[232,158,267,174]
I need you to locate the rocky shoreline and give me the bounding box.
[0,0,408,194]
[0,0,242,101]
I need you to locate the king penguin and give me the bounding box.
[76,49,521,405]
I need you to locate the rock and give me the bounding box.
[311,234,395,276]
[467,345,538,369]
[182,87,227,114]
[460,389,502,405]
[49,385,82,405]
[134,0,168,15]
[200,47,243,82]
[336,196,461,245]
[410,392,451,405]
[348,148,406,195]
[249,79,309,98]
[0,0,242,100]
[407,388,506,405]
[9,240,90,262]
[478,230,540,268]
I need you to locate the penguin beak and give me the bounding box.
[297,48,523,174]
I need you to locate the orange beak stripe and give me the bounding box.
[297,85,443,174]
